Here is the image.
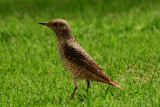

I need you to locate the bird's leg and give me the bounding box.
[71,79,77,99]
[86,80,90,92]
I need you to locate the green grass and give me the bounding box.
[0,0,160,106]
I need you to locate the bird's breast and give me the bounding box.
[57,42,92,79]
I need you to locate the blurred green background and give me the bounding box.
[0,0,160,106]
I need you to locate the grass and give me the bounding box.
[0,0,160,106]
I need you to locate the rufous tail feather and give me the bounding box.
[109,81,123,90]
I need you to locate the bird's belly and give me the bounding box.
[60,54,91,79]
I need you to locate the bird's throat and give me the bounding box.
[56,30,75,42]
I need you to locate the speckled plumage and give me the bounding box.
[39,19,123,98]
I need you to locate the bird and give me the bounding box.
[39,19,123,98]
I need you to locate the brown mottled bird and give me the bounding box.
[39,19,123,98]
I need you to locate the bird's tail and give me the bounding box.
[92,71,123,89]
[108,80,123,90]
[96,75,123,90]
[97,73,123,89]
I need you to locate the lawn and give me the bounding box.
[0,0,160,106]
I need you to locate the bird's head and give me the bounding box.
[39,19,73,39]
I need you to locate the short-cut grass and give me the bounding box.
[0,0,160,106]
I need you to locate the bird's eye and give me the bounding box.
[53,22,58,27]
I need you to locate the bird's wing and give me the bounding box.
[63,44,111,82]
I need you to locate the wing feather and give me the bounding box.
[63,44,123,89]
[63,44,110,81]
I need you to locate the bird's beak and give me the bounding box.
[38,22,48,26]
